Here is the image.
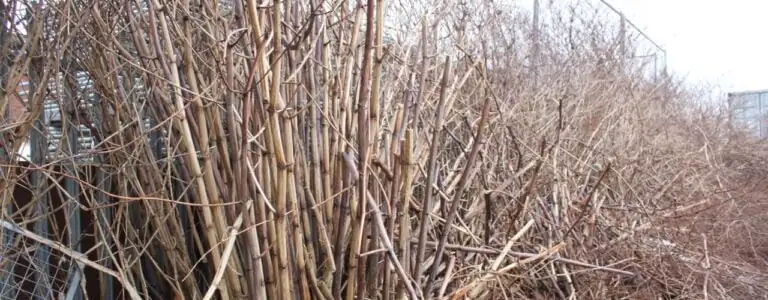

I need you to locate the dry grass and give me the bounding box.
[0,0,766,299]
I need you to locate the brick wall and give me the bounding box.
[0,77,29,159]
[3,76,28,124]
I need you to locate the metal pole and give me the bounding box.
[599,0,665,64]
[30,36,52,300]
[91,88,115,300]
[64,81,82,300]
[26,3,55,298]
[96,167,114,300]
[0,0,16,295]
[619,13,626,57]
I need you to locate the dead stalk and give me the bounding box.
[415,56,452,287]
[0,1,746,299]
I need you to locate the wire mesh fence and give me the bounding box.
[0,219,83,300]
[728,89,768,139]
[513,0,667,81]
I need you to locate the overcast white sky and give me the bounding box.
[513,0,765,99]
[605,0,766,96]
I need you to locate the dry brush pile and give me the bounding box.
[0,0,766,299]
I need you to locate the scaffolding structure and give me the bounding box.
[0,71,103,299]
[1,3,117,300]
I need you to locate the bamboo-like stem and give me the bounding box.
[201,199,255,300]
[411,17,430,132]
[332,4,364,298]
[237,21,268,297]
[364,191,418,300]
[424,78,493,295]
[305,12,338,291]
[347,0,376,298]
[414,56,452,288]
[396,129,415,300]
[367,0,387,294]
[0,1,719,299]
[288,88,311,300]
[262,0,296,298]
[383,102,405,300]
[181,1,246,297]
[319,23,335,263]
[150,0,234,298]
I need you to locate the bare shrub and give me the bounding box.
[0,0,764,299]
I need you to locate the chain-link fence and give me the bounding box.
[728,89,768,139]
[0,219,83,300]
[517,0,667,81]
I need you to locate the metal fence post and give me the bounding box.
[64,85,82,300]
[30,44,52,300]
[619,12,626,57]
[92,90,114,300]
